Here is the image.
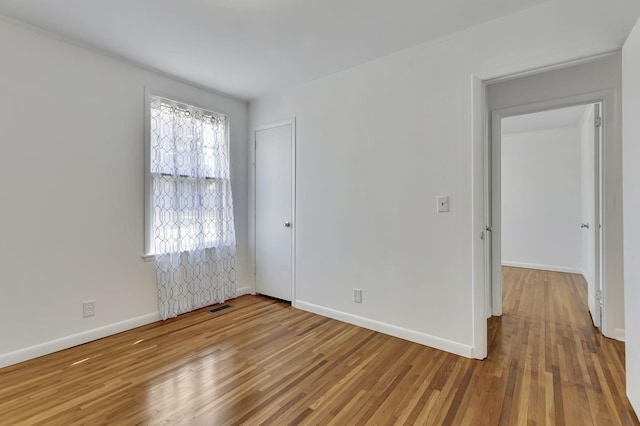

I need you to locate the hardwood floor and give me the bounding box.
[0,267,637,425]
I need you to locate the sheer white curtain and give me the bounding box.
[150,96,236,320]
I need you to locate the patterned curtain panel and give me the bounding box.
[150,96,237,320]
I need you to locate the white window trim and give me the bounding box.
[143,87,232,261]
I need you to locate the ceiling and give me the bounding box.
[0,1,638,100]
[502,104,590,135]
[0,0,554,99]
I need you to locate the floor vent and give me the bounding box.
[208,304,232,314]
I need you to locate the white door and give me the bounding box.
[592,103,604,329]
[579,103,603,329]
[255,122,294,301]
[490,111,503,317]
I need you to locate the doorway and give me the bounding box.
[476,54,625,360]
[497,103,603,329]
[254,119,296,302]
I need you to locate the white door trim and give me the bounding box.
[486,91,610,329]
[252,118,297,306]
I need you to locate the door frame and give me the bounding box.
[252,118,297,305]
[486,91,609,329]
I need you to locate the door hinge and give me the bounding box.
[596,289,602,302]
[595,116,602,128]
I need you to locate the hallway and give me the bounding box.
[489,266,635,424]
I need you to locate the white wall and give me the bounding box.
[0,18,250,367]
[579,105,596,315]
[501,127,583,273]
[487,54,624,340]
[249,1,631,358]
[622,16,640,416]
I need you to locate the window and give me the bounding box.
[147,95,235,255]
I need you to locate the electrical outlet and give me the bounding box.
[83,300,95,318]
[353,288,362,304]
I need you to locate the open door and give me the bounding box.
[591,103,604,329]
[488,111,503,317]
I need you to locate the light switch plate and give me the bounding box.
[437,196,450,212]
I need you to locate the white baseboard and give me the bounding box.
[501,261,583,275]
[614,328,625,342]
[235,286,253,297]
[0,312,161,369]
[295,300,473,358]
[1,288,253,370]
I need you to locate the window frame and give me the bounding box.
[143,87,232,261]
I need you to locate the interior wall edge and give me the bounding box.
[0,312,161,369]
[614,328,626,342]
[0,13,249,104]
[236,286,253,297]
[482,50,620,85]
[295,300,475,359]
[500,262,583,275]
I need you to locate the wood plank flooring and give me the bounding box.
[0,267,637,425]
